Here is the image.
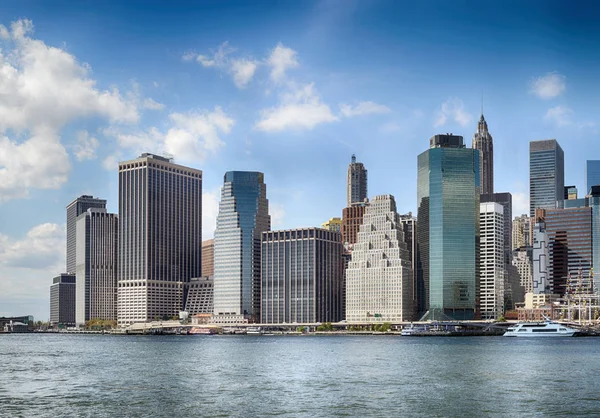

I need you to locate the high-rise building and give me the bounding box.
[417,134,480,320]
[529,139,564,217]
[472,113,494,194]
[50,273,76,327]
[564,186,578,200]
[201,239,215,278]
[185,277,214,316]
[532,215,550,294]
[75,208,118,326]
[341,203,367,246]
[479,202,505,319]
[261,228,343,324]
[586,160,600,194]
[481,193,512,264]
[66,195,106,273]
[117,153,202,326]
[347,154,367,206]
[399,213,417,318]
[512,214,531,250]
[321,217,342,233]
[512,248,533,293]
[346,195,414,322]
[213,171,270,324]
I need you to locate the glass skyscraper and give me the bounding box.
[417,134,480,320]
[529,139,564,217]
[213,171,270,323]
[586,160,600,194]
[347,154,367,206]
[66,195,106,273]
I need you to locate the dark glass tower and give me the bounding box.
[347,154,368,206]
[529,139,564,217]
[472,114,494,194]
[417,134,480,320]
[586,160,600,194]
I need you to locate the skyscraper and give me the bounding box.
[50,273,76,327]
[586,160,600,194]
[261,228,343,324]
[479,202,505,319]
[66,195,106,273]
[201,239,215,278]
[346,195,413,322]
[75,208,118,326]
[213,171,270,324]
[347,154,367,206]
[512,214,531,250]
[529,139,564,217]
[417,134,480,320]
[341,203,367,246]
[472,113,494,194]
[117,153,202,326]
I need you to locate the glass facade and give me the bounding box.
[65,195,106,273]
[213,171,270,323]
[417,136,480,320]
[586,160,600,194]
[347,154,367,207]
[529,139,564,217]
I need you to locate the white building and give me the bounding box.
[346,194,413,322]
[532,221,550,294]
[512,214,531,250]
[513,248,533,293]
[479,202,505,319]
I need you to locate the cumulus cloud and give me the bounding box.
[230,58,258,88]
[202,188,221,240]
[73,130,100,161]
[270,203,286,229]
[0,223,65,270]
[339,101,391,117]
[530,72,566,100]
[255,83,337,132]
[434,98,473,127]
[267,43,299,82]
[0,19,139,201]
[142,98,165,110]
[512,192,529,216]
[545,106,573,127]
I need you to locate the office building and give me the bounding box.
[472,113,494,194]
[347,154,367,207]
[261,228,343,324]
[481,193,512,263]
[513,247,533,293]
[532,216,550,294]
[50,274,76,327]
[479,202,505,319]
[341,203,367,246]
[417,134,480,320]
[75,208,118,326]
[213,171,270,324]
[185,277,214,315]
[586,160,600,194]
[529,139,564,217]
[346,195,413,322]
[564,186,578,201]
[512,214,531,250]
[399,213,417,318]
[117,153,202,325]
[66,195,106,273]
[321,217,342,233]
[202,239,215,277]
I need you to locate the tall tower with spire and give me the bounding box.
[472,112,494,194]
[346,154,368,206]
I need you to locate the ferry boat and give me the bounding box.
[503,319,579,337]
[246,327,263,335]
[401,324,429,336]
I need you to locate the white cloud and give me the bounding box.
[270,203,285,229]
[530,72,566,100]
[230,58,258,88]
[339,101,391,118]
[512,192,529,216]
[142,98,165,110]
[545,106,573,127]
[0,19,139,201]
[0,223,65,270]
[434,98,473,127]
[73,130,99,161]
[267,43,299,83]
[197,54,216,67]
[202,188,221,240]
[255,83,337,132]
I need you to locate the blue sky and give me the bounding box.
[1,0,599,320]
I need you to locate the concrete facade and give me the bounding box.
[347,154,367,207]
[479,202,505,319]
[50,274,76,326]
[66,195,106,273]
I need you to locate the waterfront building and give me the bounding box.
[513,247,533,293]
[346,195,413,322]
[202,239,215,277]
[479,202,505,319]
[472,113,494,194]
[417,134,480,320]
[586,160,600,193]
[75,208,118,326]
[532,215,550,294]
[529,139,564,217]
[66,195,106,273]
[512,214,531,250]
[50,273,76,327]
[213,171,270,324]
[341,202,367,246]
[117,153,202,326]
[399,213,417,318]
[261,228,343,324]
[347,154,367,207]
[184,277,214,316]
[321,217,342,233]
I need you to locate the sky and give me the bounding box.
[1,0,600,320]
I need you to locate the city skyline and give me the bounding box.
[2,1,600,320]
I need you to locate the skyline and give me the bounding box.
[2,0,600,320]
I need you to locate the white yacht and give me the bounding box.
[503,319,579,337]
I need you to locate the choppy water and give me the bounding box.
[1,334,599,417]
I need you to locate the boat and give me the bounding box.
[503,319,579,337]
[246,326,263,335]
[401,324,429,336]
[189,326,217,335]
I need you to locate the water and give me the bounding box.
[1,334,599,417]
